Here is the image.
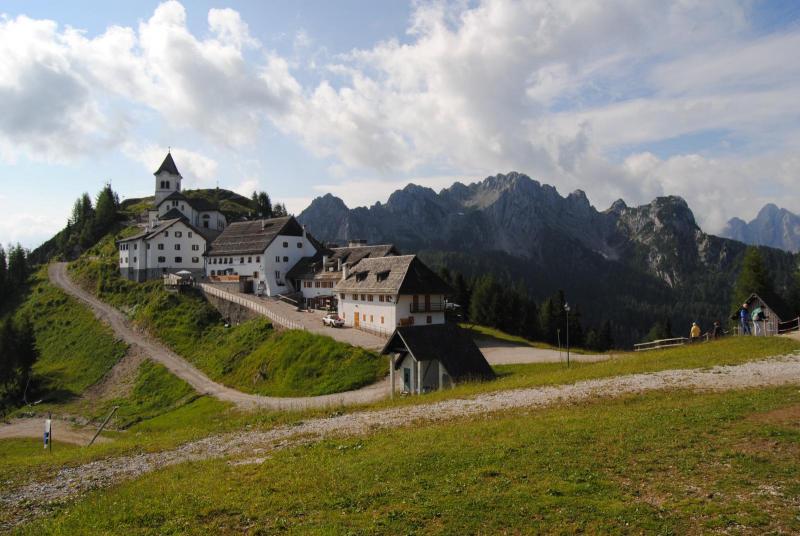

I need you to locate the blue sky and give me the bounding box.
[1,0,800,248]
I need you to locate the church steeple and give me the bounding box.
[153,150,182,205]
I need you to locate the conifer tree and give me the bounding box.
[0,244,6,300]
[732,246,772,310]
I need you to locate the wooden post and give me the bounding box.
[389,355,395,399]
[417,359,423,395]
[87,406,119,447]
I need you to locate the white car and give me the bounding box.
[323,313,344,328]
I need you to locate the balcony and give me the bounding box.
[409,301,445,313]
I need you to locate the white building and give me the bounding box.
[382,324,495,394]
[334,255,452,336]
[146,152,227,232]
[118,152,223,282]
[286,244,399,309]
[118,218,209,282]
[205,216,318,297]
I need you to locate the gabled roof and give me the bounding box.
[335,255,452,295]
[207,216,305,256]
[746,291,795,321]
[382,324,495,382]
[329,244,399,266]
[160,207,185,220]
[286,243,399,281]
[154,152,181,177]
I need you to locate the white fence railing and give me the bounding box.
[778,317,800,334]
[200,283,306,331]
[634,337,689,352]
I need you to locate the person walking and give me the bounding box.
[752,305,765,336]
[710,321,721,340]
[739,303,751,335]
[690,322,701,342]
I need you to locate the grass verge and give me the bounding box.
[16,386,800,534]
[462,322,597,354]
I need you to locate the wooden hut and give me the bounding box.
[743,291,795,335]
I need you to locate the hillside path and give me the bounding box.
[476,338,609,365]
[48,263,391,411]
[3,353,800,530]
[0,418,109,446]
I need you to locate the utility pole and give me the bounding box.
[564,302,571,367]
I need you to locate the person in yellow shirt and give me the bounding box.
[690,322,701,342]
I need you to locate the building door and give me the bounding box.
[403,368,411,392]
[424,294,431,311]
[354,312,360,328]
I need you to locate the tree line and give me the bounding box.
[0,243,29,306]
[0,317,38,414]
[439,268,615,352]
[251,191,288,219]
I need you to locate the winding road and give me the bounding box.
[48,263,392,411]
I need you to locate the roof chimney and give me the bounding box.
[322,254,329,271]
[302,224,307,239]
[342,262,349,281]
[337,257,342,272]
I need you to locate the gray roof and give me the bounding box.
[383,324,495,382]
[286,244,398,281]
[207,216,304,256]
[334,255,452,295]
[117,217,198,243]
[154,152,181,176]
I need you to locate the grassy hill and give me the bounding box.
[68,232,386,397]
[120,188,256,221]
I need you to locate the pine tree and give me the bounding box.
[6,244,27,291]
[454,273,471,319]
[539,298,557,345]
[468,276,492,326]
[94,183,119,238]
[251,191,273,218]
[732,246,773,310]
[0,244,6,300]
[272,202,288,217]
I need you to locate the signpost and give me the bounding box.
[564,302,571,367]
[43,413,52,452]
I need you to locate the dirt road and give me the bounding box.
[3,352,800,530]
[48,263,391,411]
[0,418,109,446]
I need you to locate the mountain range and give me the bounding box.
[298,172,799,345]
[722,204,800,253]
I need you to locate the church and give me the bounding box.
[117,152,227,282]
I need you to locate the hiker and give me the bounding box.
[690,322,701,342]
[752,305,765,336]
[710,321,722,339]
[739,303,751,335]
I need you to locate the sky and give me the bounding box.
[1,0,800,249]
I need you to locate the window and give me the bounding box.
[367,295,374,302]
[175,256,182,263]
[276,256,281,262]
[340,294,345,300]
[427,315,432,324]
[180,205,185,211]
[283,242,288,248]
[376,270,389,282]
[360,294,366,301]
[164,231,168,237]
[387,296,394,303]
[172,200,178,207]
[297,242,302,248]
[175,244,181,250]
[188,232,193,238]
[352,294,358,300]
[240,257,245,264]
[166,181,170,189]
[158,256,166,263]
[381,316,384,324]
[282,256,288,262]
[256,256,260,262]
[362,314,366,321]
[192,245,199,251]
[379,295,385,302]
[275,270,281,281]
[370,315,373,323]
[248,257,252,263]
[146,244,150,250]
[133,256,137,263]
[133,244,137,250]
[192,257,199,263]
[211,270,216,276]
[253,271,259,279]
[175,231,182,237]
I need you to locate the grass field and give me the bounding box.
[462,323,597,354]
[67,234,386,397]
[16,386,800,535]
[14,268,127,401]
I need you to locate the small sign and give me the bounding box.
[44,418,51,449]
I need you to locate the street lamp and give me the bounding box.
[564,302,571,367]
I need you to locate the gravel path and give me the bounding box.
[476,338,609,365]
[49,263,391,411]
[4,353,800,530]
[0,418,109,446]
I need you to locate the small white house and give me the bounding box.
[334,255,451,335]
[118,217,208,282]
[382,324,495,394]
[205,216,318,296]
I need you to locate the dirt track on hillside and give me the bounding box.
[3,353,800,530]
[48,263,391,410]
[0,418,109,446]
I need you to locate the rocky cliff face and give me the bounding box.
[721,204,800,253]
[298,172,798,344]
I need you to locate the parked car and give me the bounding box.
[323,313,344,328]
